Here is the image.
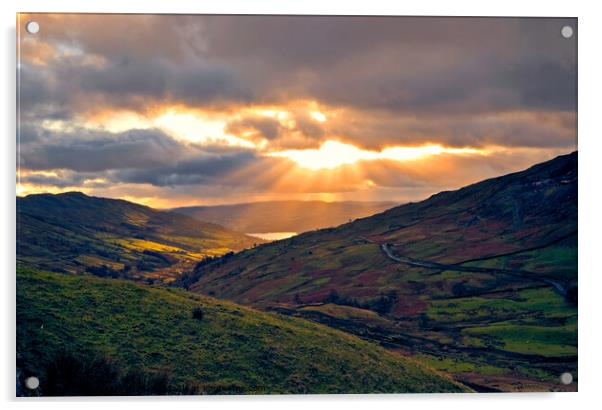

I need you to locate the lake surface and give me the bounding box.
[247,232,297,241]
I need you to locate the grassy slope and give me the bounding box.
[17,267,466,395]
[174,200,395,234]
[182,152,577,392]
[17,192,261,282]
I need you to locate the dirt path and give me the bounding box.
[380,243,568,296]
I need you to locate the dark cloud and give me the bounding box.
[219,108,575,151]
[203,16,577,114]
[224,110,326,148]
[326,110,576,150]
[19,124,270,188]
[20,128,189,172]
[21,170,109,189]
[225,116,283,141]
[114,150,261,187]
[77,60,252,110]
[20,14,205,62]
[20,14,576,118]
[293,113,325,139]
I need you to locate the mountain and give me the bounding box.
[16,266,466,395]
[180,152,578,392]
[17,192,261,282]
[173,200,395,236]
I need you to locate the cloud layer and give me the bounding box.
[17,14,577,206]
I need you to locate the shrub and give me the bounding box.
[192,307,204,320]
[86,264,120,279]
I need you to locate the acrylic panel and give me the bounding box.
[16,14,577,396]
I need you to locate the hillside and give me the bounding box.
[17,192,261,282]
[173,200,395,236]
[16,267,466,395]
[181,152,578,392]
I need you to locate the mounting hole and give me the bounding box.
[26,21,40,34]
[560,372,573,385]
[24,376,40,390]
[561,25,574,39]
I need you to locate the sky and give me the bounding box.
[17,14,577,208]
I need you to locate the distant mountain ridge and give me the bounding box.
[17,192,260,282]
[173,200,396,234]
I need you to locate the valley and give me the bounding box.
[173,200,395,234]
[16,152,578,393]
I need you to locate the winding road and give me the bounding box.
[380,243,568,296]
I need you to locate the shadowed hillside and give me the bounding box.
[181,152,578,392]
[17,267,466,395]
[17,192,262,282]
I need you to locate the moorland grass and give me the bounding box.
[17,266,467,395]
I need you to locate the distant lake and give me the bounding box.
[248,232,297,241]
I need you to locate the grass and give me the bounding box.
[462,242,577,282]
[300,303,391,325]
[463,321,577,357]
[17,266,467,395]
[424,286,576,357]
[426,287,575,323]
[415,354,506,376]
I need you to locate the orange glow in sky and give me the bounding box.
[267,140,484,171]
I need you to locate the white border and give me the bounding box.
[3,1,601,409]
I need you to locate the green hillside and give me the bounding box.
[174,200,395,234]
[17,192,261,282]
[180,152,578,391]
[16,267,466,395]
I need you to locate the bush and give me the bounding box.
[192,307,204,320]
[86,264,120,279]
[324,289,399,315]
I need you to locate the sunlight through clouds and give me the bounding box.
[267,140,485,171]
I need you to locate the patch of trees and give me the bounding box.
[192,307,204,320]
[451,282,469,297]
[135,260,155,272]
[193,252,235,271]
[142,249,172,265]
[450,282,492,298]
[325,289,399,315]
[194,255,219,270]
[95,249,114,259]
[86,265,120,279]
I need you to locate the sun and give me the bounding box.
[310,111,327,122]
[268,140,370,170]
[267,140,484,171]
